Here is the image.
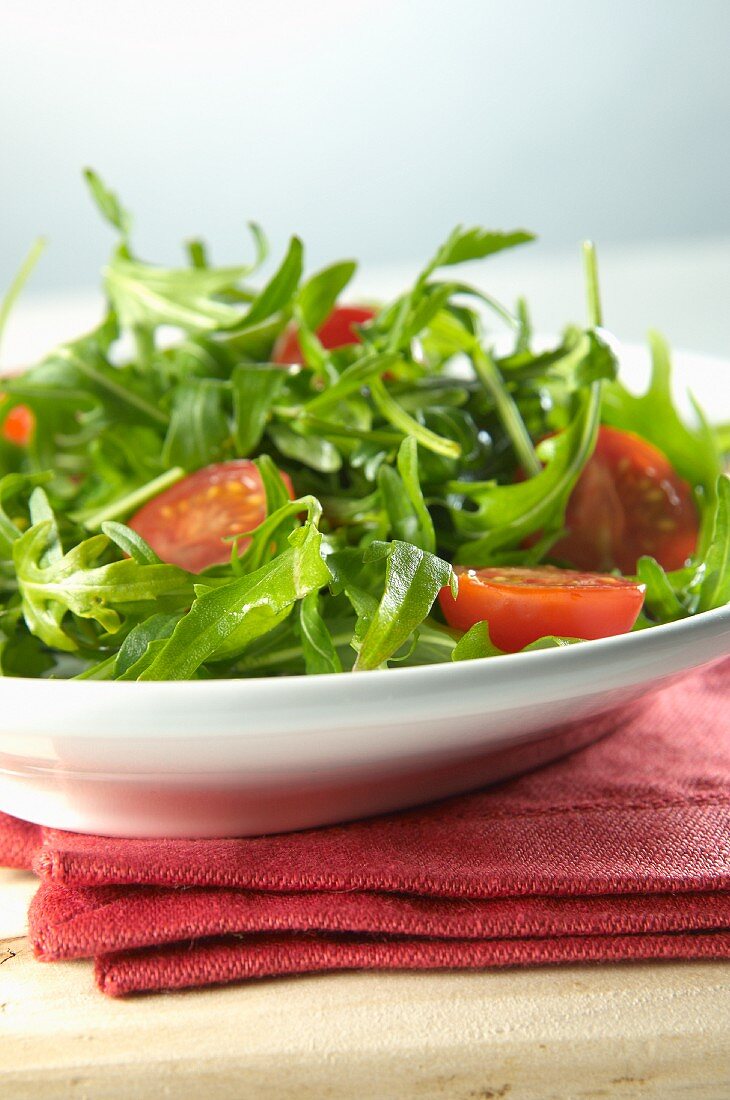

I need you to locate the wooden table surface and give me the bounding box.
[2,869,730,1099]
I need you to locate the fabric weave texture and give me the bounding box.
[1,658,728,996]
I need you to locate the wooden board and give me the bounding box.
[2,867,730,1099]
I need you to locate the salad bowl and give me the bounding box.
[0,339,727,837]
[0,178,728,837]
[0,597,728,837]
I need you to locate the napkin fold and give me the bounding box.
[1,658,728,996]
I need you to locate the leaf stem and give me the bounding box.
[582,241,603,329]
[0,238,47,360]
[472,346,541,476]
[59,348,169,426]
[76,467,186,530]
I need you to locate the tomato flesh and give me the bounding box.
[439,565,645,652]
[553,426,698,573]
[129,461,294,573]
[273,304,376,365]
[1,403,34,446]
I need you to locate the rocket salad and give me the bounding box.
[0,171,727,681]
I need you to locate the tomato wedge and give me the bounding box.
[0,402,34,446]
[273,304,376,365]
[129,461,294,573]
[439,565,645,652]
[552,426,699,573]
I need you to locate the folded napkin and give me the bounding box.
[1,658,728,996]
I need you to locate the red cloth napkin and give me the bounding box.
[1,658,728,997]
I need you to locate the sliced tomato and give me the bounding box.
[273,304,376,365]
[1,402,34,446]
[552,426,699,573]
[439,565,645,652]
[129,461,294,573]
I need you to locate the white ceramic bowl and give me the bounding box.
[0,344,728,837]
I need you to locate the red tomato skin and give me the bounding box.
[129,461,294,573]
[439,565,645,652]
[2,404,34,446]
[552,426,699,573]
[273,305,376,365]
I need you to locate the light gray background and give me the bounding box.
[2,0,729,295]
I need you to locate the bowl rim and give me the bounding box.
[1,600,727,695]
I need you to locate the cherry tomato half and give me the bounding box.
[552,427,699,574]
[439,565,645,652]
[129,460,294,573]
[0,402,34,446]
[273,304,376,365]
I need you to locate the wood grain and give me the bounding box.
[2,868,729,1100]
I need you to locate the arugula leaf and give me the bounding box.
[0,176,724,682]
[114,612,181,677]
[296,591,343,674]
[0,472,52,560]
[162,379,229,470]
[452,621,581,661]
[602,332,720,496]
[104,255,250,335]
[237,237,304,330]
[134,518,331,679]
[0,237,46,356]
[102,521,161,565]
[297,261,357,331]
[269,423,342,473]
[636,476,730,622]
[422,226,535,279]
[302,351,399,416]
[370,379,461,459]
[378,437,435,553]
[353,541,453,670]
[452,382,601,563]
[84,168,132,240]
[697,475,730,612]
[13,521,193,652]
[235,494,318,575]
[232,365,286,456]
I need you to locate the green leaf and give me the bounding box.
[637,556,686,623]
[631,476,729,623]
[297,261,357,330]
[378,437,435,553]
[162,380,229,470]
[697,475,730,612]
[422,226,535,279]
[114,612,181,678]
[236,494,318,575]
[453,382,602,563]
[302,352,399,417]
[451,621,503,660]
[0,472,52,560]
[102,521,161,565]
[135,519,331,679]
[602,332,720,496]
[255,454,294,514]
[239,237,304,329]
[104,255,248,334]
[0,237,46,356]
[296,591,342,674]
[83,168,132,239]
[452,621,581,661]
[13,522,193,652]
[77,468,186,531]
[370,378,461,459]
[269,423,342,473]
[353,541,453,670]
[232,365,286,456]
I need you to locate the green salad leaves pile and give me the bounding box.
[0,172,726,680]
